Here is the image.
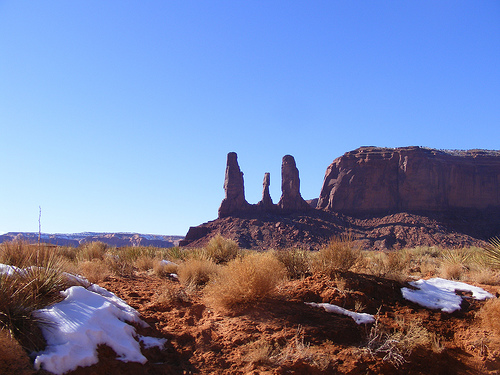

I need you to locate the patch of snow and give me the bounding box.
[401,277,494,313]
[33,284,152,374]
[0,263,23,276]
[305,302,375,324]
[138,335,167,349]
[63,272,90,287]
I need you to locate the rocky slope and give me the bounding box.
[181,148,500,250]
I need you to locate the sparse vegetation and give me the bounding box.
[310,235,360,277]
[0,238,498,374]
[273,248,311,279]
[204,252,286,309]
[365,315,433,367]
[482,237,500,269]
[202,234,240,264]
[178,258,219,288]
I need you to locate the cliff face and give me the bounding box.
[318,146,500,214]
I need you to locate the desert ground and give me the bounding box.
[1,237,500,375]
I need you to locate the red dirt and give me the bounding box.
[36,272,500,375]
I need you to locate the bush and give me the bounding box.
[153,260,179,277]
[310,235,360,277]
[273,248,311,279]
[203,235,240,264]
[177,258,219,288]
[365,316,432,367]
[76,241,107,262]
[204,252,286,309]
[77,260,111,284]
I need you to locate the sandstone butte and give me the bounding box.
[180,146,500,250]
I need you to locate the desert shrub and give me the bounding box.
[439,248,474,280]
[77,260,112,284]
[0,241,39,268]
[365,316,432,367]
[468,265,499,285]
[203,235,240,264]
[363,251,409,281]
[153,260,179,277]
[244,327,330,370]
[204,252,286,309]
[104,256,135,278]
[310,235,360,277]
[482,237,500,269]
[76,241,107,262]
[477,298,500,334]
[134,255,156,271]
[156,283,190,306]
[177,258,219,288]
[273,248,311,279]
[165,246,187,261]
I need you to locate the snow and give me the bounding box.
[0,263,22,276]
[305,302,375,324]
[138,335,168,349]
[32,285,155,374]
[401,277,494,313]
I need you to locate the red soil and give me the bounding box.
[37,272,500,375]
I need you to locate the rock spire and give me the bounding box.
[218,152,249,217]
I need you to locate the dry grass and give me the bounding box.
[482,237,500,269]
[134,255,156,271]
[273,248,311,279]
[204,252,286,309]
[244,327,330,371]
[153,260,179,277]
[76,241,107,262]
[77,260,112,284]
[203,235,240,264]
[363,251,409,282]
[156,283,190,306]
[365,315,433,367]
[310,235,360,278]
[177,258,219,288]
[0,242,69,350]
[477,298,500,335]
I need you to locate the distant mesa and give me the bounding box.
[180,147,500,250]
[318,146,500,214]
[0,232,184,248]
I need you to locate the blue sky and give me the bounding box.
[1,1,499,236]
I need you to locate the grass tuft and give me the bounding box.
[311,235,360,277]
[203,235,240,264]
[178,258,219,288]
[204,252,286,309]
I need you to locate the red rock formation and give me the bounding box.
[257,172,274,210]
[278,155,311,212]
[218,152,249,217]
[318,146,500,214]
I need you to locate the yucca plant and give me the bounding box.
[483,237,500,269]
[0,241,69,350]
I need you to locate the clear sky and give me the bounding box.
[1,1,499,236]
